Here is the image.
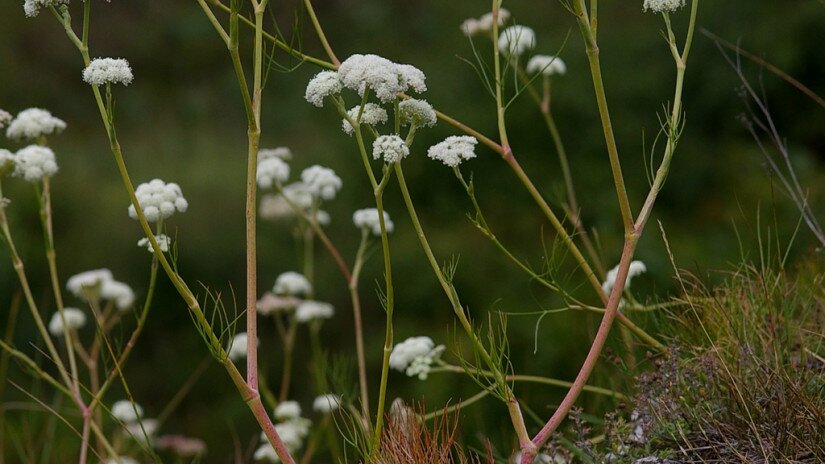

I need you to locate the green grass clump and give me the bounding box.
[581,257,824,463]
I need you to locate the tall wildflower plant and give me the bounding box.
[0,0,708,463]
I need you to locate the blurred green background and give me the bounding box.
[1,0,823,462]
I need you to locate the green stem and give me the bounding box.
[210,0,335,69]
[278,318,297,401]
[55,9,295,462]
[0,181,78,405]
[347,101,395,448]
[395,162,533,451]
[572,0,634,232]
[302,0,340,65]
[433,364,627,400]
[530,1,700,450]
[35,178,82,396]
[421,389,491,421]
[350,230,371,417]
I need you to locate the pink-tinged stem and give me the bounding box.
[528,235,638,454]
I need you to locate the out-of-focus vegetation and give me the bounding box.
[0,0,823,462]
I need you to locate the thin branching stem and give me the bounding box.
[529,2,700,454]
[396,161,534,453]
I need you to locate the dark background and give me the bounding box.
[1,0,823,461]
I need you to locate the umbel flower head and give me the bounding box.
[23,0,69,18]
[83,58,134,86]
[137,234,171,253]
[254,418,310,460]
[427,135,479,167]
[372,134,409,164]
[101,280,135,311]
[498,25,536,57]
[342,103,388,135]
[460,8,510,36]
[67,268,113,298]
[602,260,647,294]
[353,208,394,236]
[48,308,86,336]
[66,268,134,310]
[399,99,437,128]
[313,394,341,413]
[336,54,427,103]
[300,165,342,201]
[643,0,686,13]
[259,147,293,161]
[128,179,188,222]
[6,108,66,141]
[526,55,567,76]
[13,145,58,182]
[305,71,342,107]
[274,401,302,421]
[273,271,312,297]
[281,182,314,210]
[0,149,15,178]
[295,300,334,323]
[389,336,446,380]
[0,109,12,129]
[256,156,290,188]
[111,400,144,423]
[227,332,258,361]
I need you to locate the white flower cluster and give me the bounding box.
[273,271,312,297]
[23,0,69,18]
[389,336,445,380]
[305,71,343,107]
[427,135,479,167]
[602,260,647,294]
[0,149,14,178]
[227,332,259,361]
[112,400,144,423]
[67,268,113,296]
[48,308,86,336]
[83,58,134,86]
[280,182,314,210]
[353,208,394,236]
[66,268,135,310]
[5,108,66,141]
[498,25,536,57]
[295,300,334,323]
[259,194,293,220]
[254,403,313,461]
[643,0,686,13]
[257,292,301,316]
[300,165,342,201]
[461,8,511,36]
[399,99,437,128]
[102,280,136,310]
[526,55,567,76]
[0,110,13,129]
[137,234,171,253]
[257,156,290,188]
[13,145,58,182]
[274,401,302,421]
[125,418,159,444]
[111,399,159,444]
[128,179,188,222]
[259,147,293,161]
[332,54,427,103]
[342,103,387,135]
[313,394,341,413]
[372,134,409,164]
